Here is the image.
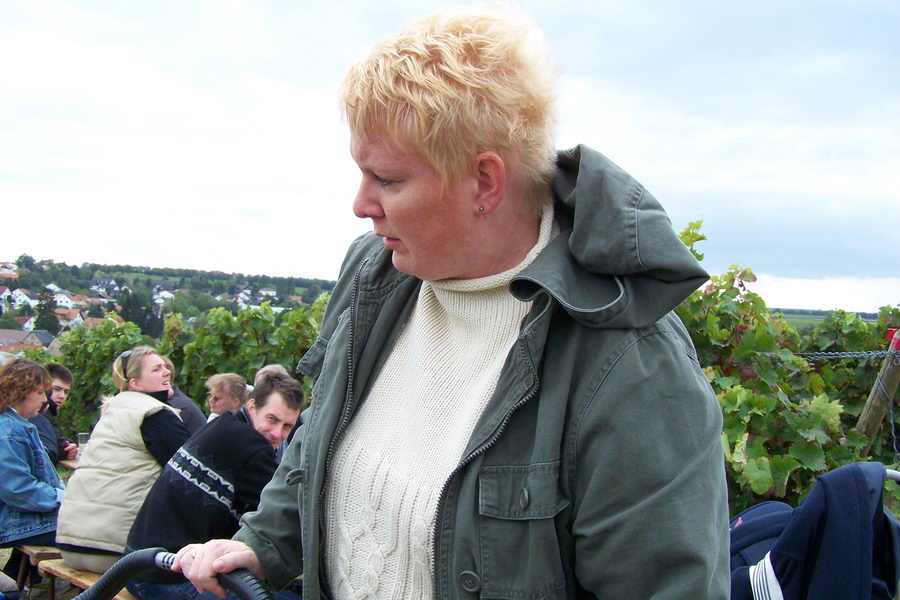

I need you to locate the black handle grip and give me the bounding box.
[71,548,274,600]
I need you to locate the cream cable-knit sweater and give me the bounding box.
[323,205,554,600]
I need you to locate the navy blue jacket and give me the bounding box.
[730,462,900,599]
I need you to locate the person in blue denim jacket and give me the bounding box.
[0,359,66,581]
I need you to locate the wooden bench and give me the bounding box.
[38,558,138,600]
[14,545,61,591]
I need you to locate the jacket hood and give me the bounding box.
[511,144,708,328]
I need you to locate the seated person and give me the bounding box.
[29,363,77,465]
[125,372,304,600]
[204,373,247,422]
[253,364,297,462]
[0,359,66,581]
[56,346,190,573]
[161,356,206,435]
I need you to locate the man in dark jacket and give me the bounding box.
[124,372,304,600]
[29,363,76,464]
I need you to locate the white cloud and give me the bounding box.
[750,274,900,313]
[557,74,900,208]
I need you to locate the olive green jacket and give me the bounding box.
[235,145,730,599]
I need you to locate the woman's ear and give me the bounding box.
[473,151,506,215]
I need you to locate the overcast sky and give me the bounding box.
[2,1,898,313]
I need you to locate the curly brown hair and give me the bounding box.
[0,358,51,412]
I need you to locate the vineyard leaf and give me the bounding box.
[770,455,801,498]
[745,457,773,494]
[789,441,826,471]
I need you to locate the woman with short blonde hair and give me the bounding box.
[178,6,729,598]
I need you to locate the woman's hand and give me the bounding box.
[172,540,263,598]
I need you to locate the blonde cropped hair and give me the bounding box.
[341,4,558,212]
[112,346,159,392]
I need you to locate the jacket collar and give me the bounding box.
[511,144,709,328]
[3,406,27,422]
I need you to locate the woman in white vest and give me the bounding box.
[56,346,190,573]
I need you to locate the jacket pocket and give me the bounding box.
[478,462,569,599]
[298,308,349,401]
[297,335,328,382]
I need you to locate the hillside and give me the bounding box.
[1,254,336,338]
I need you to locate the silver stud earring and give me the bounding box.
[478,206,484,212]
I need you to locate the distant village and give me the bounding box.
[0,258,333,355]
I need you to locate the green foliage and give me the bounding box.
[677,222,900,515]
[16,254,37,270]
[161,289,220,316]
[21,345,52,363]
[34,294,60,335]
[163,296,328,408]
[49,299,326,428]
[679,219,707,262]
[119,289,162,337]
[157,313,194,376]
[302,284,324,305]
[0,312,20,329]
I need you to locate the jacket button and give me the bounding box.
[520,486,530,509]
[459,570,481,593]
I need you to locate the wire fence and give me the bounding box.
[777,346,900,465]
[795,349,899,362]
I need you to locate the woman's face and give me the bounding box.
[350,134,480,281]
[128,353,172,395]
[16,388,47,419]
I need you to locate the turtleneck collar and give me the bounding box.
[145,389,170,404]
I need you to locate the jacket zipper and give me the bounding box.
[431,349,540,599]
[431,292,552,598]
[317,259,367,598]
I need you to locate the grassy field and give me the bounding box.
[782,313,827,332]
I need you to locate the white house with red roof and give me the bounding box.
[54,292,75,309]
[53,308,84,329]
[15,316,34,331]
[0,262,17,278]
[82,315,125,328]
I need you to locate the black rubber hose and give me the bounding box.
[71,548,274,600]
